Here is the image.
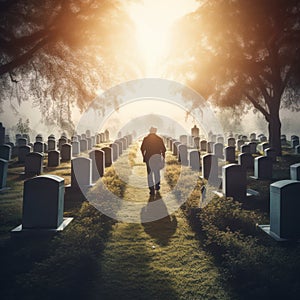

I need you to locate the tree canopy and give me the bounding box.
[169,0,300,154]
[0,0,141,131]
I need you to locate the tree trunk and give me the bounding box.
[268,111,282,156]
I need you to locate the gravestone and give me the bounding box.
[33,141,44,153]
[254,156,272,179]
[71,141,80,156]
[0,123,5,145]
[189,150,200,171]
[260,135,267,142]
[120,137,128,150]
[217,136,224,144]
[222,164,247,201]
[248,142,257,154]
[71,135,78,142]
[250,133,256,141]
[227,137,235,147]
[290,163,300,181]
[191,125,199,137]
[194,137,200,149]
[291,136,299,148]
[295,145,300,154]
[91,136,95,147]
[0,158,8,189]
[213,143,224,159]
[211,134,217,143]
[207,142,214,153]
[241,144,250,154]
[110,143,119,161]
[0,144,11,161]
[47,138,56,151]
[80,139,88,152]
[238,153,254,170]
[58,137,67,150]
[115,140,123,155]
[61,143,72,161]
[173,141,180,157]
[202,154,219,185]
[264,147,277,162]
[281,135,287,145]
[104,129,110,142]
[24,152,43,176]
[236,139,244,151]
[200,140,207,152]
[71,157,93,189]
[96,134,101,144]
[18,137,27,147]
[102,147,112,167]
[242,135,248,142]
[35,134,43,142]
[86,129,91,138]
[48,150,60,167]
[81,133,87,140]
[269,180,300,239]
[89,149,105,181]
[100,133,105,143]
[21,175,65,229]
[179,135,188,145]
[86,137,92,150]
[178,144,188,166]
[224,146,236,163]
[18,145,31,163]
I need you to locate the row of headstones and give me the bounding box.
[165,136,279,177]
[11,134,133,235]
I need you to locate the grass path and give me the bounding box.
[92,143,232,300]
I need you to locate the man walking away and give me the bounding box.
[141,127,166,195]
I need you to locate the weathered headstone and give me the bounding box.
[0,158,8,189]
[47,150,60,167]
[18,145,31,163]
[47,138,56,151]
[295,145,300,154]
[248,142,257,154]
[58,137,67,150]
[104,129,110,142]
[189,150,200,171]
[80,139,88,152]
[222,164,247,200]
[0,144,11,161]
[224,146,236,163]
[236,139,244,151]
[194,137,200,149]
[250,133,256,141]
[71,157,93,189]
[61,143,72,161]
[290,163,300,181]
[202,154,219,185]
[35,134,43,142]
[24,152,43,176]
[86,137,92,150]
[200,140,207,152]
[227,137,236,147]
[33,141,44,153]
[264,147,277,162]
[21,175,65,229]
[89,149,105,181]
[71,141,80,156]
[207,141,214,153]
[213,143,224,159]
[191,125,199,137]
[254,156,272,179]
[178,144,188,166]
[269,180,300,239]
[240,144,250,154]
[179,135,188,145]
[17,137,27,147]
[110,143,119,162]
[238,153,254,170]
[102,147,112,167]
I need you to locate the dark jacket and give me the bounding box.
[140,133,166,162]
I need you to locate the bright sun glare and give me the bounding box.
[127,0,198,76]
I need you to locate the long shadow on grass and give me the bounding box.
[141,192,177,246]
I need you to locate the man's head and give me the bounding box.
[149,126,157,134]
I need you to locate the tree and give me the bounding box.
[169,0,300,155]
[0,0,141,132]
[16,118,30,134]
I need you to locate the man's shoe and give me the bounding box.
[149,188,155,195]
[155,184,160,191]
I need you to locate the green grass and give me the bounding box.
[1,143,300,299]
